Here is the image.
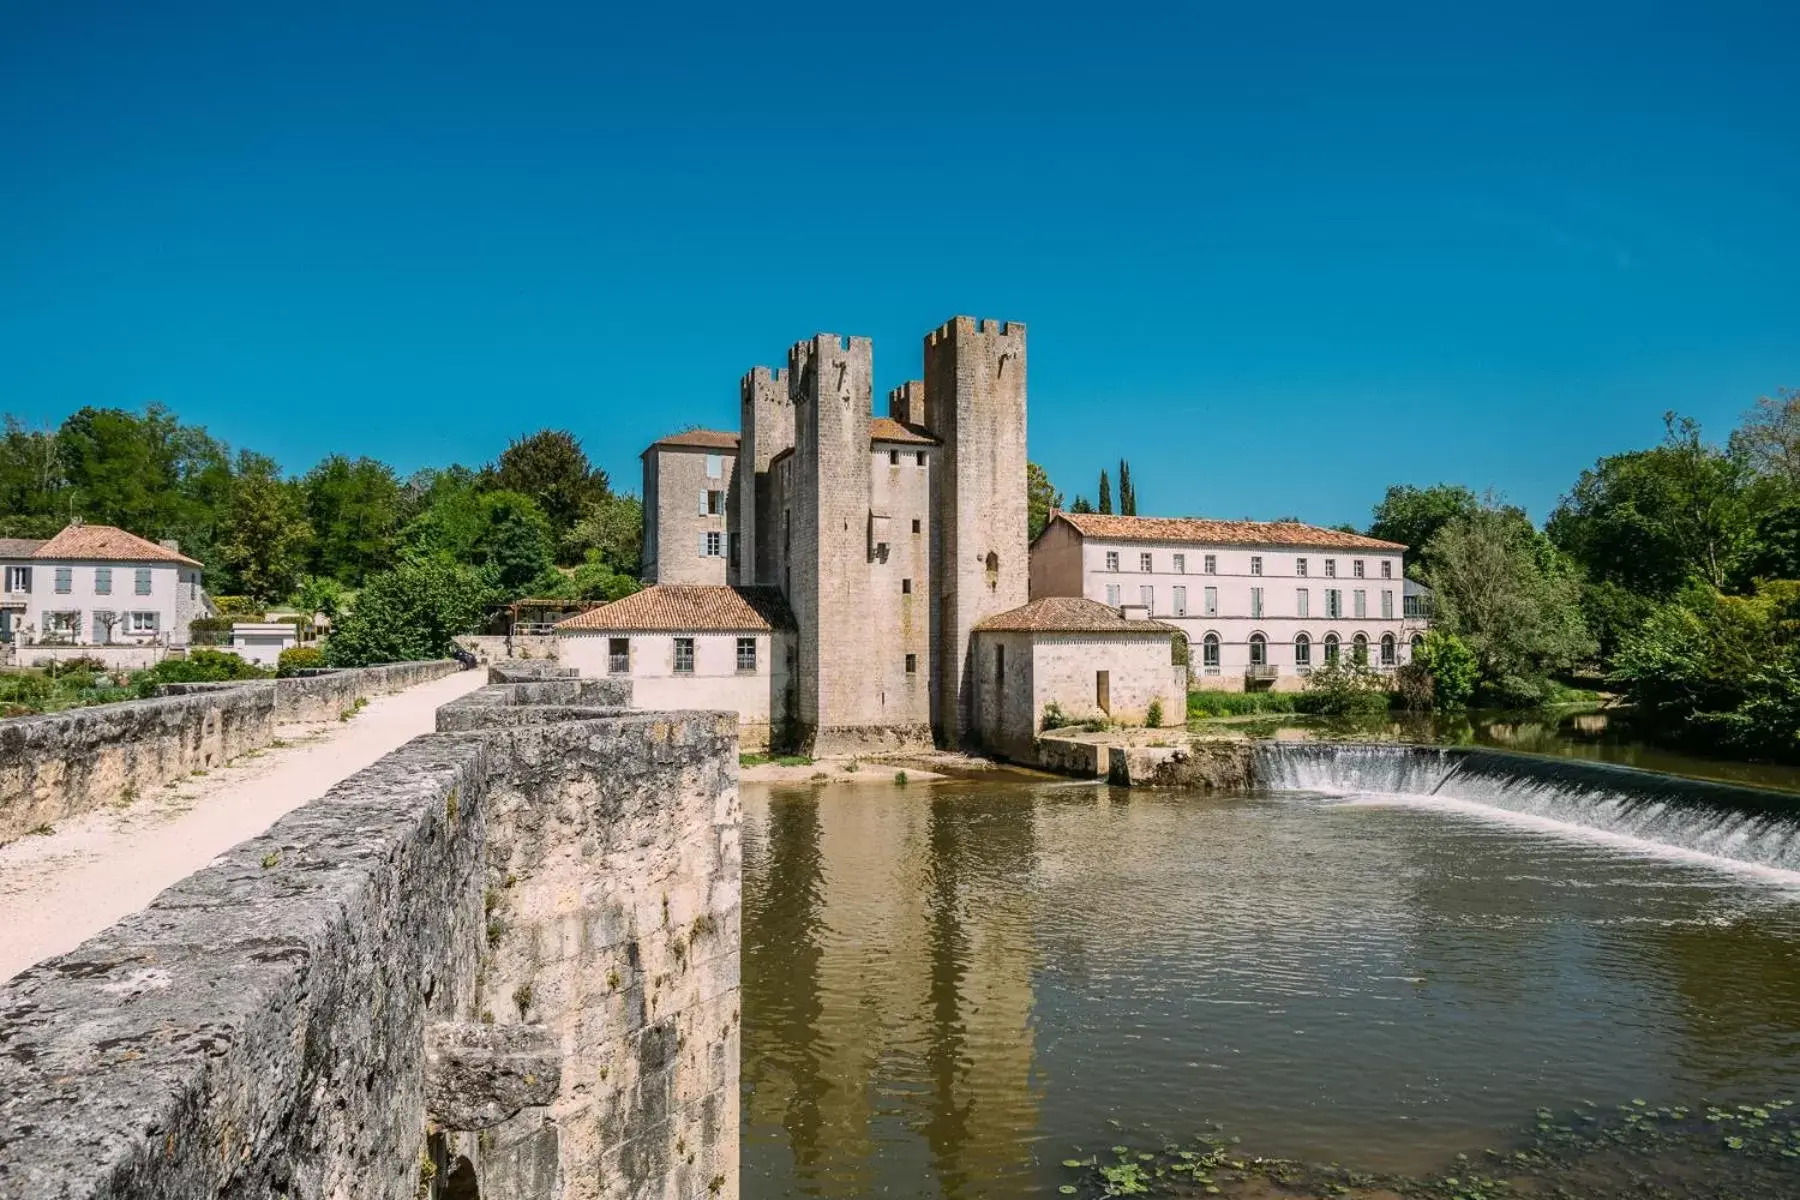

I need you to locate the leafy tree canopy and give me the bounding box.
[494,428,609,542]
[1027,463,1063,542]
[303,455,402,585]
[325,556,496,667]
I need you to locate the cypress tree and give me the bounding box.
[1098,470,1112,514]
[1119,458,1136,516]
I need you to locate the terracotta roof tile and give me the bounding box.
[31,524,202,566]
[554,585,795,633]
[0,538,46,558]
[649,429,740,451]
[973,596,1179,634]
[869,417,939,445]
[1053,512,1405,552]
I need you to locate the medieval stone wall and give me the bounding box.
[0,660,463,846]
[0,672,740,1200]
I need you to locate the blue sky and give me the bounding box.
[2,0,1796,526]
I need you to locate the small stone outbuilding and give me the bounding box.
[971,596,1186,760]
[554,584,796,750]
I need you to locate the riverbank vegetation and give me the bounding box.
[0,649,272,717]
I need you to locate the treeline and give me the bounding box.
[1367,389,1800,761]
[0,405,644,662]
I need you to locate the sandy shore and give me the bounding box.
[0,668,488,982]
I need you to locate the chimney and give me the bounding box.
[1119,603,1151,621]
[159,539,181,553]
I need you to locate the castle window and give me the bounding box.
[737,637,757,673]
[1251,556,1263,576]
[905,653,917,674]
[673,637,695,674]
[1105,551,1119,572]
[1139,552,1153,572]
[1296,557,1308,577]
[912,519,921,534]
[985,551,999,590]
[1204,554,1217,575]
[916,452,926,466]
[702,531,723,557]
[889,450,899,465]
[902,578,912,594]
[608,638,630,675]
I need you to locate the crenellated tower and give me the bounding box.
[738,365,792,587]
[925,317,1029,746]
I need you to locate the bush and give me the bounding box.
[0,672,53,709]
[132,648,271,697]
[277,646,327,676]
[210,595,262,617]
[1145,697,1164,727]
[1408,630,1480,710]
[1295,658,1393,716]
[326,556,496,667]
[1186,690,1300,719]
[1040,700,1072,731]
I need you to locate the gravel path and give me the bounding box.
[0,668,487,983]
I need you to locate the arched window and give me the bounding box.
[1324,632,1340,663]
[1410,634,1425,654]
[1352,633,1369,665]
[1202,632,1221,673]
[1380,633,1396,666]
[1294,632,1311,667]
[984,551,1000,590]
[1249,633,1267,665]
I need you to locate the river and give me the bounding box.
[741,774,1800,1198]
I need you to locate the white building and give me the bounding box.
[1030,512,1415,692]
[553,584,795,751]
[0,524,205,666]
[229,622,299,668]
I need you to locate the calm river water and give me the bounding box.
[741,777,1800,1198]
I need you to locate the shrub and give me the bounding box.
[1041,700,1071,731]
[132,648,271,697]
[1407,630,1480,711]
[1145,697,1164,728]
[277,646,327,676]
[1185,690,1300,719]
[325,556,496,667]
[0,672,53,709]
[1295,658,1393,716]
[210,595,262,617]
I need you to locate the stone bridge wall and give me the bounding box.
[0,661,463,846]
[0,671,739,1200]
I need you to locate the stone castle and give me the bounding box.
[641,316,1029,751]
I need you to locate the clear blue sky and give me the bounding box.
[2,1,1796,527]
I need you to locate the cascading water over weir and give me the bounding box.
[1252,742,1800,872]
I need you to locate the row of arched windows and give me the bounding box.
[1199,631,1423,669]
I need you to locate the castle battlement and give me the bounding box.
[927,316,1026,346]
[739,364,790,402]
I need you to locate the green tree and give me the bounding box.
[1547,413,1752,595]
[476,492,559,595]
[217,452,312,604]
[563,492,644,576]
[1367,484,1481,574]
[325,556,496,666]
[560,556,644,602]
[56,404,233,558]
[1410,629,1479,709]
[1026,463,1063,542]
[1425,505,1596,703]
[303,455,402,584]
[1098,469,1113,515]
[494,429,608,542]
[1069,495,1094,514]
[295,574,346,618]
[1728,388,1800,487]
[1118,459,1136,516]
[0,417,66,528]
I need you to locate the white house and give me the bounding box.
[0,524,205,667]
[553,584,796,750]
[970,596,1186,760]
[228,621,300,668]
[1030,512,1415,692]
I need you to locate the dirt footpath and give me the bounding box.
[0,668,487,982]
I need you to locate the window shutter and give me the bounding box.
[698,532,708,557]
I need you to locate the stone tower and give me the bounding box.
[787,334,878,748]
[925,317,1029,746]
[738,365,792,587]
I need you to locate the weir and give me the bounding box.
[1252,742,1800,872]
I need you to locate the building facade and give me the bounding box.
[641,430,742,586]
[619,316,1028,753]
[554,585,795,751]
[0,524,204,663]
[1030,512,1412,691]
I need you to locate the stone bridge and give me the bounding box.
[0,663,741,1200]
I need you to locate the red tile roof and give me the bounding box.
[869,417,939,445]
[973,596,1178,634]
[650,429,741,451]
[1052,512,1405,552]
[31,524,202,566]
[554,585,795,633]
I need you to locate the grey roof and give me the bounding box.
[0,538,46,559]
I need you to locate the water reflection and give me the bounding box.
[742,780,1800,1198]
